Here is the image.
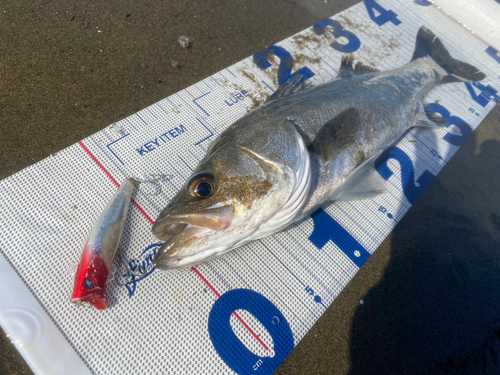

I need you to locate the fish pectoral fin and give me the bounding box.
[265,74,313,103]
[308,108,361,163]
[338,54,380,79]
[335,154,388,201]
[413,104,449,128]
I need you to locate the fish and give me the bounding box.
[71,178,136,309]
[151,27,485,270]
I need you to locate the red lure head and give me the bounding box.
[71,246,110,310]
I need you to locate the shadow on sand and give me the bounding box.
[349,104,500,374]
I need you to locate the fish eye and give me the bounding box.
[195,181,213,197]
[188,173,216,198]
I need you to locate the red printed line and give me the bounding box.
[131,200,155,225]
[389,160,401,171]
[80,140,266,350]
[79,141,155,225]
[191,266,221,297]
[191,266,270,351]
[232,313,269,351]
[79,141,120,187]
[184,88,195,99]
[398,25,416,40]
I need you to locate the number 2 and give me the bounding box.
[253,45,314,85]
[375,146,435,205]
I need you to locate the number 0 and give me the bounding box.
[208,289,294,375]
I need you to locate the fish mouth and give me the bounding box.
[153,225,210,269]
[152,205,233,269]
[161,223,189,238]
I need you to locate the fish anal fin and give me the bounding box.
[265,74,312,103]
[309,108,361,163]
[413,104,449,128]
[335,154,388,201]
[338,54,380,78]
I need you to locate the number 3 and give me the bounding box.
[313,19,361,53]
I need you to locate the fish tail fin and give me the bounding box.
[411,26,486,82]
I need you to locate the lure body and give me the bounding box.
[71,179,136,309]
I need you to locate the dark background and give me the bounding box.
[1,1,499,374]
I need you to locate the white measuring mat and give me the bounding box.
[1,0,500,374]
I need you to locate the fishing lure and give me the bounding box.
[71,178,136,310]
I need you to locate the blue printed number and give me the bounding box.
[253,45,314,85]
[309,209,370,268]
[208,289,294,375]
[414,0,432,6]
[375,147,435,205]
[465,82,499,107]
[313,19,361,53]
[364,0,401,26]
[378,205,394,219]
[425,103,473,147]
[485,46,500,65]
[305,286,323,304]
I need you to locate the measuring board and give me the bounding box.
[1,0,500,374]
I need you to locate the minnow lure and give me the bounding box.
[71,178,136,310]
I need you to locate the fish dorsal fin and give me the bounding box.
[308,108,361,163]
[265,74,312,103]
[338,54,379,79]
[334,153,388,201]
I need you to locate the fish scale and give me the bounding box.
[252,59,438,144]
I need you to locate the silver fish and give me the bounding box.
[152,27,485,269]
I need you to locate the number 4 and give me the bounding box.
[465,82,500,107]
[364,0,401,26]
